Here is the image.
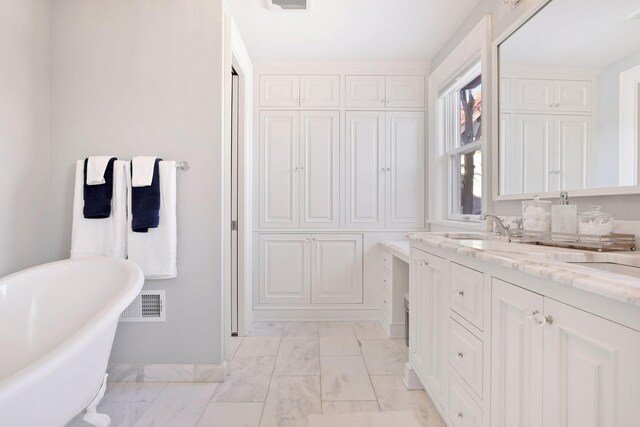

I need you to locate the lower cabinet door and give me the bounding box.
[310,234,363,303]
[259,234,310,304]
[542,298,640,426]
[491,278,544,427]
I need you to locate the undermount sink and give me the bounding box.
[568,262,640,279]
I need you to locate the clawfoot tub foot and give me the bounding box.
[83,374,111,427]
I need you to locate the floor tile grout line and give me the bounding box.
[257,329,283,427]
[355,322,384,414]
[128,381,169,427]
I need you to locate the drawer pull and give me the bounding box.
[456,290,464,297]
[455,351,464,359]
[457,412,464,419]
[420,260,428,266]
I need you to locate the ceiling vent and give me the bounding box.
[265,0,311,11]
[120,290,166,322]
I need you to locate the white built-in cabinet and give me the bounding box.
[260,75,340,107]
[346,111,424,228]
[346,75,425,108]
[501,75,593,194]
[260,111,339,228]
[259,233,363,304]
[409,244,640,427]
[491,278,640,427]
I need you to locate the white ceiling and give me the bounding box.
[229,0,482,62]
[500,0,640,68]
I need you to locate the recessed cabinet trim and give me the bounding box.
[260,75,300,107]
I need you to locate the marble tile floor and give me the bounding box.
[67,321,445,427]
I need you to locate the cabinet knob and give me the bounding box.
[457,412,464,419]
[386,167,391,172]
[456,351,464,359]
[456,290,464,297]
[380,99,386,104]
[525,309,538,320]
[420,261,428,266]
[294,167,299,172]
[300,166,305,171]
[535,314,553,326]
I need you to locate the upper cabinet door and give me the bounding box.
[345,75,386,108]
[555,115,590,191]
[310,234,363,304]
[491,278,544,427]
[515,79,554,112]
[260,111,300,228]
[554,80,592,112]
[385,76,425,108]
[260,75,300,107]
[385,112,424,228]
[500,77,513,111]
[345,112,386,228]
[259,234,311,304]
[542,298,640,427]
[300,111,340,228]
[300,75,340,107]
[516,114,554,194]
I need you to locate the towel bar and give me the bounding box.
[175,161,190,171]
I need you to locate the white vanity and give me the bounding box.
[406,232,640,427]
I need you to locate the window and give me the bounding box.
[439,62,483,220]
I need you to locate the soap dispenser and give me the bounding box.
[551,191,578,234]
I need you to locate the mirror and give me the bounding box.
[498,0,640,197]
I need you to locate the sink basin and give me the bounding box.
[568,262,640,279]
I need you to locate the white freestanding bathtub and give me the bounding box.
[0,257,144,427]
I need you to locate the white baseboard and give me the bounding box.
[379,312,407,338]
[253,308,381,321]
[107,362,227,383]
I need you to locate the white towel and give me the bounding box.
[86,156,115,185]
[126,161,177,279]
[71,160,127,258]
[131,156,158,187]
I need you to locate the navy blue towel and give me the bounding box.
[83,157,116,219]
[131,158,162,233]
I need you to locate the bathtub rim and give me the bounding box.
[0,257,144,406]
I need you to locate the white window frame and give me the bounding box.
[439,62,483,221]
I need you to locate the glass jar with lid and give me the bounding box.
[522,195,552,232]
[578,205,614,236]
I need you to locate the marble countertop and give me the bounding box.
[407,232,640,307]
[379,240,410,263]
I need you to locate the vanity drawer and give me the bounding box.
[450,263,484,330]
[449,319,483,398]
[381,287,392,320]
[381,250,393,272]
[381,267,392,295]
[448,375,483,427]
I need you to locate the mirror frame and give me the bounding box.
[491,0,640,201]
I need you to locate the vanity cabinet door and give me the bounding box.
[491,278,544,427]
[300,111,340,228]
[260,112,300,228]
[410,249,449,408]
[345,112,386,228]
[385,112,424,228]
[259,234,310,304]
[542,298,640,427]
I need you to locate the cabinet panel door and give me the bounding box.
[259,234,310,304]
[260,112,300,228]
[554,80,592,112]
[345,112,385,228]
[491,279,544,427]
[556,115,589,191]
[300,75,340,107]
[543,298,640,427]
[300,111,340,228]
[410,249,449,407]
[345,75,386,107]
[516,114,553,194]
[500,112,522,195]
[260,75,300,107]
[310,234,363,304]
[500,77,513,111]
[385,75,425,108]
[386,112,424,228]
[515,79,554,112]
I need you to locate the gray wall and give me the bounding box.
[0,0,52,276]
[50,0,226,364]
[432,0,640,220]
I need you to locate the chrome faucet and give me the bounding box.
[480,213,511,239]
